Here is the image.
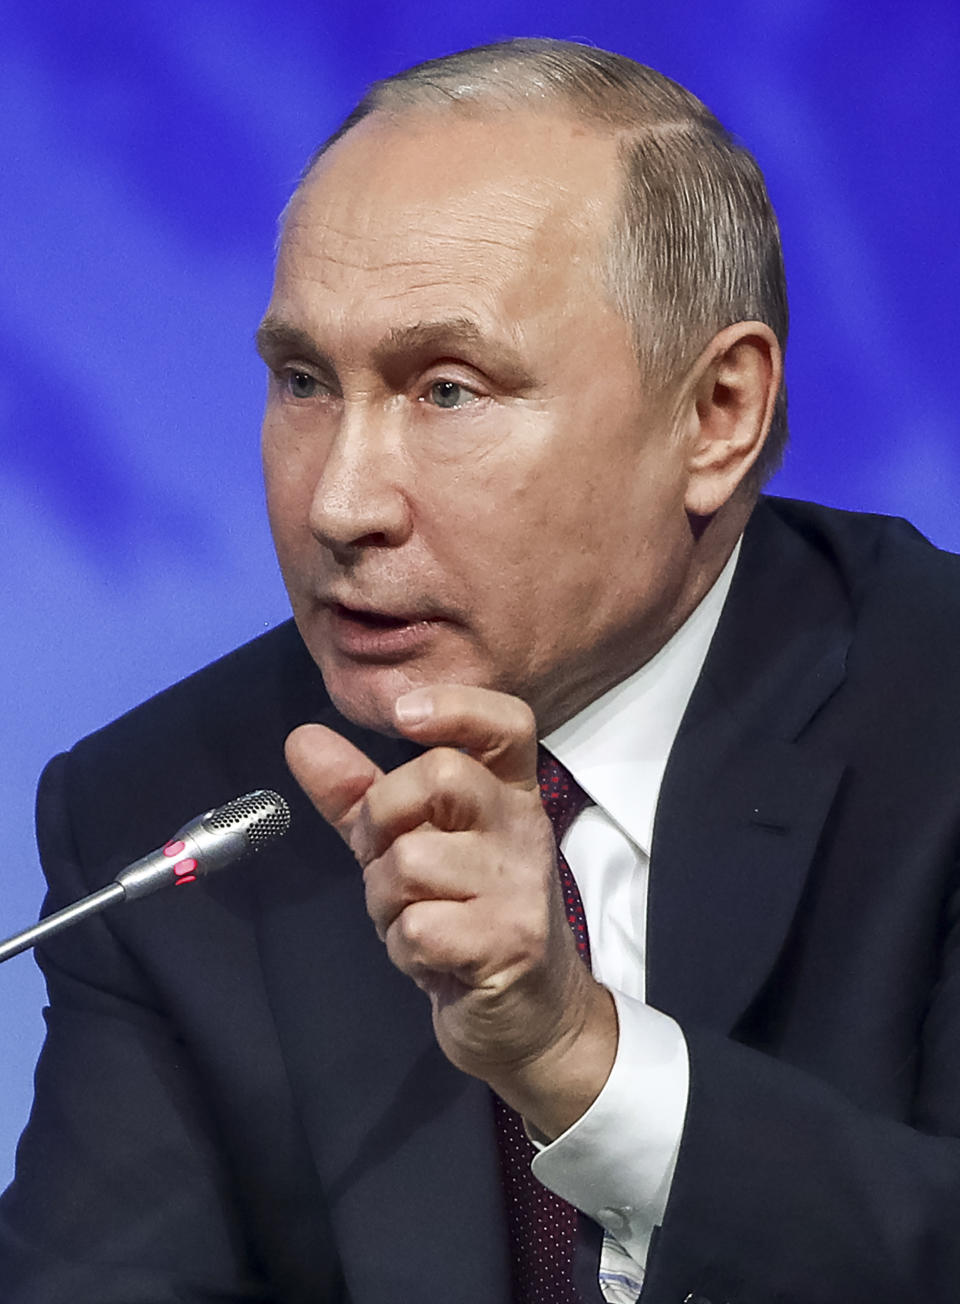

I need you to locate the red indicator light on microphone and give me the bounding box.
[163,840,186,857]
[173,858,198,886]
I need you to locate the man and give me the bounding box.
[3,37,960,1304]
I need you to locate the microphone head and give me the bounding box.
[204,790,291,853]
[114,790,293,900]
[185,789,292,874]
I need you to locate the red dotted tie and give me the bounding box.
[493,747,592,1303]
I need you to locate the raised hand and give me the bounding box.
[285,684,617,1139]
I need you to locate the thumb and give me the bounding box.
[285,723,383,853]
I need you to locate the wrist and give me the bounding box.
[488,980,619,1140]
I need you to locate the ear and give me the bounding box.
[679,321,783,518]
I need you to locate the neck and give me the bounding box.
[536,497,755,735]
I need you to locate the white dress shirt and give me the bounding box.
[534,542,740,1302]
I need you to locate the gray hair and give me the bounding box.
[300,38,789,481]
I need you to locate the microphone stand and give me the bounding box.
[0,884,126,963]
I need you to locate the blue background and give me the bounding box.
[2,0,957,1185]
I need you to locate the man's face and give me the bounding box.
[260,108,698,735]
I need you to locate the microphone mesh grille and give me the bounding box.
[206,790,291,852]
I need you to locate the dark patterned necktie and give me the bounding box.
[493,747,592,1303]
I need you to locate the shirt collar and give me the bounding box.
[542,540,741,856]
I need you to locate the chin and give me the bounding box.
[319,661,421,737]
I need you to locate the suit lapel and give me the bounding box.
[647,501,852,1032]
[256,691,512,1303]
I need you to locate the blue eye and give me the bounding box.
[285,370,318,399]
[428,380,477,409]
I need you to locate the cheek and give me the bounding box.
[262,423,318,546]
[263,488,315,607]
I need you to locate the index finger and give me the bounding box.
[392,685,538,788]
[285,722,384,855]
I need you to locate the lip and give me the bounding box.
[323,601,444,661]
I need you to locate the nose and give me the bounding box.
[308,405,412,560]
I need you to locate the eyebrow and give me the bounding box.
[255,314,537,390]
[373,318,535,388]
[255,317,325,365]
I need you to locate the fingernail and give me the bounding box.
[395,689,433,724]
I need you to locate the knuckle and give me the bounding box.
[397,906,427,948]
[361,852,386,895]
[389,904,436,968]
[423,745,468,793]
[361,781,388,830]
[361,855,387,902]
[505,695,536,740]
[389,831,425,883]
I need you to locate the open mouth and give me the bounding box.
[326,602,439,660]
[334,603,420,628]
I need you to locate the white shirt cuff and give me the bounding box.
[530,988,689,1265]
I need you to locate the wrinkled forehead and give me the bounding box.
[277,107,622,294]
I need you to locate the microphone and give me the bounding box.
[0,790,291,964]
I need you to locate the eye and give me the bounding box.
[281,369,320,399]
[424,379,479,409]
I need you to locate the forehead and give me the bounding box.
[272,108,622,336]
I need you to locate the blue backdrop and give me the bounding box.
[2,0,957,1186]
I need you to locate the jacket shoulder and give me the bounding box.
[762,495,960,617]
[758,497,960,723]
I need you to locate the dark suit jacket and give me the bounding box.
[3,496,960,1304]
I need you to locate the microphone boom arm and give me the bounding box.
[0,789,290,965]
[0,883,126,963]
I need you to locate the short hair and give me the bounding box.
[298,38,789,481]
